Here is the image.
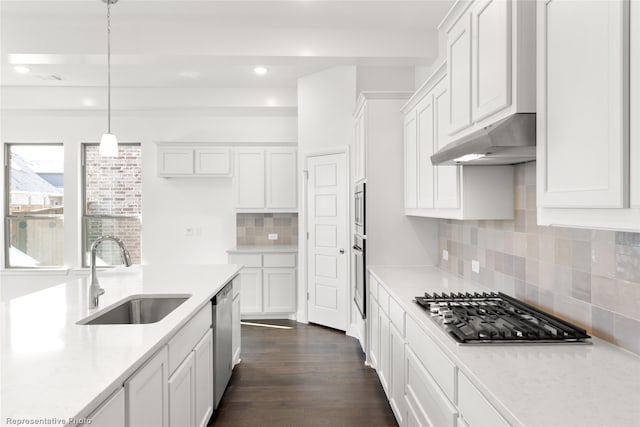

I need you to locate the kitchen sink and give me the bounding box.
[79,295,191,325]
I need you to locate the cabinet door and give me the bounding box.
[195,148,230,175]
[404,110,418,209]
[194,330,214,427]
[82,388,125,427]
[389,324,406,426]
[417,95,435,209]
[447,13,473,135]
[632,0,640,208]
[538,0,628,208]
[126,346,169,427]
[266,148,297,209]
[238,268,262,314]
[232,292,241,366]
[471,0,512,122]
[355,107,366,182]
[169,352,195,427]
[234,148,265,209]
[378,309,390,395]
[433,77,460,209]
[369,299,380,369]
[263,268,296,313]
[158,148,194,177]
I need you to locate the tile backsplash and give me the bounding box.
[438,162,640,355]
[236,213,298,246]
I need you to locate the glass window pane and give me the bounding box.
[7,218,64,267]
[84,145,141,216]
[84,217,141,266]
[9,145,64,215]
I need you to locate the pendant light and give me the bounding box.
[99,0,118,157]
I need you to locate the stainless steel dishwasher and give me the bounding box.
[213,282,233,409]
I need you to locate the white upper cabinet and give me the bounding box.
[234,147,297,211]
[417,94,435,209]
[354,106,366,183]
[443,0,535,140]
[537,0,640,231]
[471,0,511,122]
[402,64,513,220]
[157,146,231,177]
[447,13,473,135]
[538,0,628,209]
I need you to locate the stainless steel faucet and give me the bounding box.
[89,235,133,308]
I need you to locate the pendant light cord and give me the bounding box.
[106,0,112,134]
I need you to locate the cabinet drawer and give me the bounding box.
[168,304,212,375]
[458,371,509,427]
[389,297,405,336]
[406,315,456,403]
[229,254,262,268]
[405,346,457,427]
[377,285,390,315]
[263,253,296,268]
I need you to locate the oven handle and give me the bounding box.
[352,245,363,255]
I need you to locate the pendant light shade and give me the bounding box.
[99,133,118,156]
[99,0,118,157]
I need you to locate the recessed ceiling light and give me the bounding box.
[13,65,31,74]
[254,66,268,75]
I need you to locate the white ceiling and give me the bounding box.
[1,0,454,89]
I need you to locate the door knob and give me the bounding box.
[339,248,345,254]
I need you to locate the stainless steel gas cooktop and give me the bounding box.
[414,292,591,345]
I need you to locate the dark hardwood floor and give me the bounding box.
[209,320,397,427]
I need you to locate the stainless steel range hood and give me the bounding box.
[430,113,536,166]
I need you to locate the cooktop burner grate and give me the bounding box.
[414,292,591,345]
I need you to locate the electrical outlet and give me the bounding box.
[268,233,278,240]
[472,260,480,273]
[442,249,449,261]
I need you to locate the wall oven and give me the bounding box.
[353,234,366,319]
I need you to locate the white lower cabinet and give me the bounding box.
[81,388,125,427]
[368,295,380,369]
[458,372,509,427]
[232,282,242,366]
[389,323,406,426]
[169,353,195,427]
[126,346,170,427]
[228,252,297,316]
[378,308,391,395]
[194,330,214,427]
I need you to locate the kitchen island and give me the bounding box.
[368,266,640,427]
[1,264,241,427]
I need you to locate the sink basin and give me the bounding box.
[79,295,191,325]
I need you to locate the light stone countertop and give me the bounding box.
[0,264,241,427]
[227,245,298,254]
[369,265,640,427]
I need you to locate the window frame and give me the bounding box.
[4,142,65,269]
[80,142,142,267]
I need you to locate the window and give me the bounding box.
[82,143,142,266]
[4,143,65,268]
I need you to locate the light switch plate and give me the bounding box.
[472,260,480,273]
[442,249,449,261]
[268,233,278,240]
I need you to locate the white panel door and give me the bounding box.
[126,347,169,427]
[168,352,195,427]
[404,110,418,209]
[82,389,125,427]
[472,0,512,122]
[234,148,265,209]
[266,148,297,209]
[238,268,262,314]
[307,152,348,331]
[195,148,230,175]
[417,95,435,209]
[539,0,628,208]
[158,148,194,176]
[433,76,460,209]
[632,0,640,208]
[194,330,213,427]
[447,13,473,135]
[263,268,296,313]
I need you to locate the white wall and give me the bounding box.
[0,106,297,285]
